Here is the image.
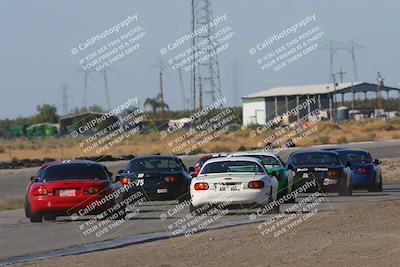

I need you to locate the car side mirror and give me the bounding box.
[188,167,195,173]
[117,169,125,174]
[287,164,294,171]
[30,176,36,181]
[374,159,381,165]
[346,162,352,168]
[191,173,197,178]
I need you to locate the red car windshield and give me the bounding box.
[41,164,109,181]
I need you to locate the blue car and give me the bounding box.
[330,149,383,192]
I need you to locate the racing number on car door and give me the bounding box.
[133,179,144,186]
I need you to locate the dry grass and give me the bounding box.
[0,118,400,161]
[0,197,24,211]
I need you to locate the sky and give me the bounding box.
[0,0,399,119]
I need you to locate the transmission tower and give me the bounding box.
[76,68,115,111]
[75,70,91,109]
[320,40,365,82]
[191,0,223,110]
[346,40,365,81]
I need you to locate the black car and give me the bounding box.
[286,150,353,196]
[116,155,192,203]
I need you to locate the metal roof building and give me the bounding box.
[242,82,400,127]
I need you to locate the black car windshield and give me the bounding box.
[42,164,108,181]
[200,161,265,174]
[290,153,341,166]
[337,152,372,164]
[128,157,184,172]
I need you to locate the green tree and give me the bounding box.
[31,104,59,124]
[70,105,104,115]
[144,94,169,119]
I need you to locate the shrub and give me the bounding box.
[366,132,376,141]
[318,135,330,144]
[336,136,347,144]
[392,133,400,139]
[208,145,232,153]
[237,145,247,151]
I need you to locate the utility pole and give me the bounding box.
[232,63,240,106]
[151,59,167,120]
[101,69,111,111]
[190,0,197,111]
[61,84,69,116]
[332,73,337,123]
[336,67,346,83]
[198,79,203,110]
[159,63,166,121]
[376,72,384,118]
[336,68,346,105]
[178,68,187,111]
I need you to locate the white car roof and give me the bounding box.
[228,150,278,158]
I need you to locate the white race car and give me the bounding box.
[228,150,295,202]
[190,157,280,214]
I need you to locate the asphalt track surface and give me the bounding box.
[0,140,399,265]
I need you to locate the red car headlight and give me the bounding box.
[84,186,101,195]
[248,181,264,189]
[194,182,209,190]
[32,187,48,196]
[164,176,179,183]
[328,169,340,177]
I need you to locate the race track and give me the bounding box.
[0,140,399,265]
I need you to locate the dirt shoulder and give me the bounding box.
[15,199,400,267]
[381,158,400,183]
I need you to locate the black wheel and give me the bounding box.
[30,212,43,223]
[267,187,280,214]
[43,215,57,221]
[280,184,295,204]
[286,193,296,203]
[376,176,383,192]
[24,197,30,218]
[369,175,383,192]
[189,203,196,213]
[339,177,353,196]
[178,191,190,203]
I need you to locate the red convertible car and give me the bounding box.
[25,160,116,222]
